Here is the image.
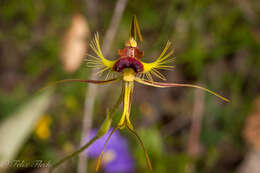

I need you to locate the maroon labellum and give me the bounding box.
[113,57,144,73]
[113,46,144,73]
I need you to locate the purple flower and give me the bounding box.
[84,128,134,173]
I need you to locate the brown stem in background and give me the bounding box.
[85,0,98,27]
[77,0,128,173]
[101,0,128,55]
[187,88,205,156]
[186,86,205,173]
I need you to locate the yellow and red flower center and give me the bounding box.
[113,57,144,73]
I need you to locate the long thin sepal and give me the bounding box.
[135,78,230,102]
[126,125,152,171]
[38,78,119,93]
[96,127,118,172]
[130,15,143,42]
[134,15,143,42]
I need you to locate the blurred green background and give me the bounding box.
[0,0,260,173]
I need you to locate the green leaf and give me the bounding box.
[0,90,53,168]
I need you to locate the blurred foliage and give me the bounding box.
[0,0,260,172]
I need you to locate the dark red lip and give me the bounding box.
[113,57,144,73]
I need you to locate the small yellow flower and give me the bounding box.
[35,114,52,140]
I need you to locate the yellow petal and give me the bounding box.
[140,41,175,81]
[88,33,115,69]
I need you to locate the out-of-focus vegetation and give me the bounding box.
[0,0,260,172]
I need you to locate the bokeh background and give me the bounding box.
[0,0,260,173]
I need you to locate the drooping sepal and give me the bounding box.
[126,126,152,171]
[95,127,118,172]
[135,77,230,102]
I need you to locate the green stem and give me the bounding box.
[48,87,124,173]
[110,86,124,117]
[49,135,99,173]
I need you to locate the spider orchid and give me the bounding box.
[48,16,229,172]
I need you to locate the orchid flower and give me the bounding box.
[48,15,229,172]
